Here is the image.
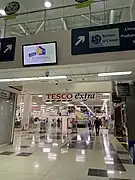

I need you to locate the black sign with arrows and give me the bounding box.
[0,37,16,62]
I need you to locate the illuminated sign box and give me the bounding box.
[22,41,57,67]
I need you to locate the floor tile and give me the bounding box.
[16,152,33,156]
[116,151,128,155]
[109,178,131,180]
[106,164,126,171]
[20,145,30,148]
[0,151,14,155]
[120,159,132,164]
[88,168,108,177]
[0,129,132,180]
[121,144,128,151]
[0,171,43,180]
[62,142,93,149]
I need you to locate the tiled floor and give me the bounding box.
[0,128,134,180]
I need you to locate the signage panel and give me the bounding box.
[46,92,96,101]
[117,83,130,97]
[71,21,135,55]
[0,37,16,62]
[0,90,10,99]
[22,42,57,67]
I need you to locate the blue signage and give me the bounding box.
[71,21,135,55]
[0,37,16,62]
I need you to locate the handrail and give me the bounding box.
[0,0,107,19]
[5,6,129,27]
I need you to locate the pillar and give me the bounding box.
[114,105,123,136]
[22,94,32,130]
[126,83,135,164]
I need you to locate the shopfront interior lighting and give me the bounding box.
[102,99,110,101]
[38,95,43,97]
[44,1,52,8]
[32,102,37,105]
[62,101,69,104]
[80,102,84,105]
[0,76,67,83]
[102,93,110,96]
[98,71,132,77]
[45,102,52,104]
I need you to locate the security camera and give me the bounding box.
[55,81,58,85]
[45,71,49,77]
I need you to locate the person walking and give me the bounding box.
[94,117,101,136]
[88,119,92,130]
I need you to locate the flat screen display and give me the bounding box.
[22,42,57,66]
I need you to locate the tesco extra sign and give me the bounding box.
[46,93,95,100]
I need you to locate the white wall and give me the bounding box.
[23,81,112,94]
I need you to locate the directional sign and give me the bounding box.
[0,37,16,62]
[71,21,135,55]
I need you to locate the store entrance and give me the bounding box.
[15,92,114,135]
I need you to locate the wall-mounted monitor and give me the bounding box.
[22,41,57,67]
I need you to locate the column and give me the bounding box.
[22,94,32,130]
[114,105,123,136]
[126,83,135,164]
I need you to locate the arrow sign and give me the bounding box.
[75,36,85,46]
[4,44,12,54]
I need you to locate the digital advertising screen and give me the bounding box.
[22,42,57,66]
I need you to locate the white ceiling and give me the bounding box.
[0,59,134,94]
[0,0,131,36]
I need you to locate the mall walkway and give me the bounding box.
[0,129,133,180]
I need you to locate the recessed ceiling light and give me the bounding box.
[44,1,52,8]
[102,99,110,101]
[38,95,43,97]
[0,76,67,82]
[98,71,132,77]
[102,93,110,96]
[45,102,52,104]
[0,9,6,16]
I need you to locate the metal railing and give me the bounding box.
[0,1,130,37]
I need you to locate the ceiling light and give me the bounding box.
[102,93,110,96]
[44,1,52,8]
[32,102,37,105]
[0,76,67,83]
[80,102,84,104]
[62,101,69,104]
[102,99,110,101]
[98,71,132,77]
[0,9,6,16]
[45,102,52,104]
[38,95,43,97]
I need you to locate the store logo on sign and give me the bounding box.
[46,93,73,100]
[91,35,102,44]
[75,93,95,99]
[89,28,120,49]
[29,46,46,57]
[46,93,95,100]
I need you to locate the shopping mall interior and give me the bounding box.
[0,60,133,180]
[0,0,135,179]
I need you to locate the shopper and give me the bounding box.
[94,117,101,136]
[88,119,92,130]
[57,118,61,128]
